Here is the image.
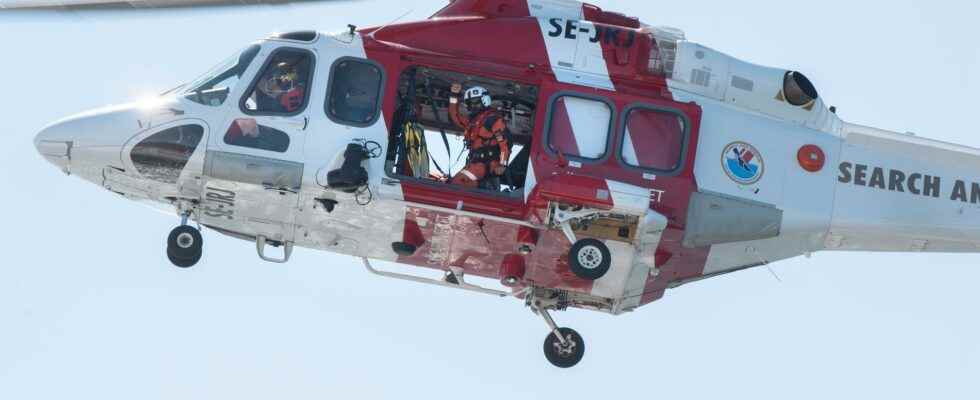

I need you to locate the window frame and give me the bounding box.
[542,92,616,164]
[238,46,317,117]
[222,119,291,154]
[183,43,262,108]
[381,65,538,201]
[130,124,205,184]
[325,56,386,128]
[616,103,690,176]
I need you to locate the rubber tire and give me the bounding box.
[167,247,201,268]
[167,226,203,268]
[568,238,611,281]
[543,327,585,368]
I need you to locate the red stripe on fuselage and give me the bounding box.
[358,3,710,307]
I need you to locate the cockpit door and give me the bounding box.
[200,45,319,246]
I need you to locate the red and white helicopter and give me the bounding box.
[25,0,980,368]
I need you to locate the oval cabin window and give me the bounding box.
[131,125,204,184]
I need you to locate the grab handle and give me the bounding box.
[256,236,293,263]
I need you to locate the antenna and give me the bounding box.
[765,265,783,283]
[370,9,415,38]
[746,246,782,283]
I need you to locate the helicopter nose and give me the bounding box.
[35,104,141,178]
[34,121,76,175]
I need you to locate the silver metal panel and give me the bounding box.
[682,191,783,248]
[203,150,303,192]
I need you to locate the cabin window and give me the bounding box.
[620,107,686,173]
[242,48,314,115]
[223,118,290,153]
[131,125,204,184]
[547,95,612,160]
[326,58,384,127]
[644,27,684,78]
[385,66,538,195]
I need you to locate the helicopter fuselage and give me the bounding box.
[34,0,980,320]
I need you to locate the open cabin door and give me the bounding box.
[381,66,539,219]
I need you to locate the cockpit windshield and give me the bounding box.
[182,43,262,107]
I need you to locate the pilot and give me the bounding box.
[447,83,510,188]
[255,61,305,113]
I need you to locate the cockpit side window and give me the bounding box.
[242,48,315,116]
[131,125,204,184]
[183,44,261,107]
[223,118,290,153]
[326,57,384,127]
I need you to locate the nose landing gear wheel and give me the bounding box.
[543,327,585,368]
[569,238,611,281]
[167,225,202,268]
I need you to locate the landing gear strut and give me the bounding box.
[167,214,202,268]
[529,291,585,368]
[538,307,585,368]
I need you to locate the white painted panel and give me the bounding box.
[524,159,538,203]
[570,20,615,91]
[536,17,579,73]
[527,0,584,19]
[830,128,980,252]
[618,210,668,312]
[686,99,786,207]
[590,240,636,300]
[606,179,650,216]
[674,93,837,275]
[532,5,615,91]
[622,124,640,165]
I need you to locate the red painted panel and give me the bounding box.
[582,4,640,29]
[430,0,531,19]
[530,174,613,209]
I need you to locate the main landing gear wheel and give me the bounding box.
[569,238,611,281]
[167,225,202,268]
[544,327,585,368]
[533,303,586,368]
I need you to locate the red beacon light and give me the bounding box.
[797,144,826,172]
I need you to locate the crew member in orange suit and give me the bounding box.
[448,83,510,188]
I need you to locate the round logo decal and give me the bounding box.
[722,142,764,185]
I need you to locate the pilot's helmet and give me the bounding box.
[464,86,492,110]
[262,62,296,91]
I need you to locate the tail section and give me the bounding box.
[830,122,980,252]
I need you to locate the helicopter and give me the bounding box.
[25,0,980,368]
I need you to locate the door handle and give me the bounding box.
[282,117,309,131]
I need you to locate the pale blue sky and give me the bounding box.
[1,1,978,398]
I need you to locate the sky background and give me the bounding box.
[1,0,979,398]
